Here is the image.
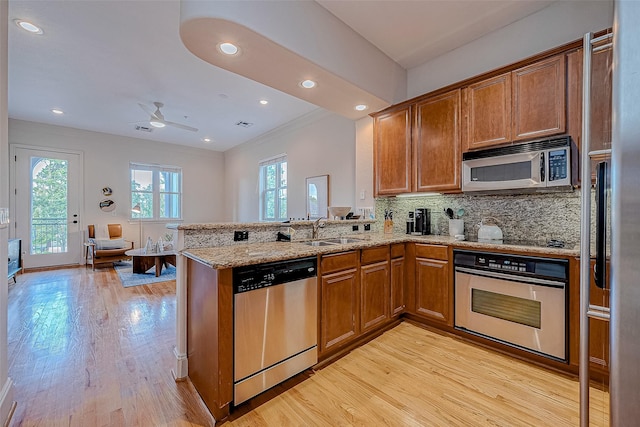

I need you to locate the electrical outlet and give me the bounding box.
[364,224,371,231]
[234,231,249,241]
[352,225,359,232]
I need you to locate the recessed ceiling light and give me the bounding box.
[354,104,368,111]
[202,138,212,143]
[51,109,64,115]
[149,120,166,128]
[300,80,317,89]
[15,19,43,35]
[259,99,268,105]
[219,42,239,55]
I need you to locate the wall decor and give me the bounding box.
[306,175,329,219]
[102,187,113,196]
[99,198,116,212]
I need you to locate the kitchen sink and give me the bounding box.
[302,241,338,247]
[323,238,365,244]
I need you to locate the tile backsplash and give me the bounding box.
[375,190,585,247]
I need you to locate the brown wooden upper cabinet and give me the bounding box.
[566,44,613,184]
[373,105,412,195]
[463,54,567,151]
[373,90,461,196]
[413,89,462,193]
[512,55,566,141]
[463,73,512,150]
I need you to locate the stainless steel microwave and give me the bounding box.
[462,136,575,193]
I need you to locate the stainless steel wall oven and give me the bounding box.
[454,250,569,362]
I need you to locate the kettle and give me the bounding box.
[477,217,503,241]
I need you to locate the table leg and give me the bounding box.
[155,256,163,277]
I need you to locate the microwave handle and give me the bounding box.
[540,152,545,182]
[594,161,607,289]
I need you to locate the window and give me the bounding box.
[259,155,287,221]
[130,163,182,221]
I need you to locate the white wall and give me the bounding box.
[0,0,14,422]
[224,109,356,222]
[8,119,225,251]
[355,116,374,214]
[408,0,614,97]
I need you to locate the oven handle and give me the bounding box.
[455,266,566,289]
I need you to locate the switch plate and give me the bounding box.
[234,231,249,241]
[360,190,366,200]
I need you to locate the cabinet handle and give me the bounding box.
[594,161,608,289]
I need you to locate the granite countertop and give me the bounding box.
[182,233,580,269]
[169,219,375,231]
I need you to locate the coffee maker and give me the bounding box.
[414,208,431,235]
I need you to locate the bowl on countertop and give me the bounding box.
[328,206,351,219]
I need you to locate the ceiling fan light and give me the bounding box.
[150,120,165,128]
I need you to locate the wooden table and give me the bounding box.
[125,249,177,277]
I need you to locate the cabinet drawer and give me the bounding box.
[361,246,389,265]
[415,244,448,261]
[391,243,405,259]
[321,251,358,274]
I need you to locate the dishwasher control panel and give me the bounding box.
[233,257,317,293]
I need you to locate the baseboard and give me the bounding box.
[0,378,15,427]
[172,346,188,380]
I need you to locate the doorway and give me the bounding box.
[11,146,83,268]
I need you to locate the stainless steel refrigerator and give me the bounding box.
[580,1,640,425]
[610,1,640,424]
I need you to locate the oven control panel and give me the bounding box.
[454,250,568,281]
[476,255,534,273]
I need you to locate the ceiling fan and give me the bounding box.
[137,101,198,132]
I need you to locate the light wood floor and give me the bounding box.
[8,267,609,426]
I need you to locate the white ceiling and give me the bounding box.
[7,0,556,152]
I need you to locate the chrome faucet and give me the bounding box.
[312,218,326,240]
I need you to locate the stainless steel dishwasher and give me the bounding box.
[233,256,317,405]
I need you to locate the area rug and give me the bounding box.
[113,261,176,288]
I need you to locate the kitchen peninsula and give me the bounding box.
[170,221,584,422]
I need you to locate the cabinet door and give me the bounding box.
[589,259,610,374]
[512,55,566,141]
[360,261,390,333]
[373,105,412,196]
[415,258,450,324]
[413,89,461,192]
[464,73,512,150]
[390,256,405,316]
[588,46,613,184]
[320,269,359,353]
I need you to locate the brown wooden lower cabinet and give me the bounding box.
[320,268,359,353]
[390,256,405,316]
[589,317,609,374]
[589,258,610,376]
[409,244,451,326]
[415,257,450,324]
[360,260,390,333]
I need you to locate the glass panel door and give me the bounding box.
[14,147,82,268]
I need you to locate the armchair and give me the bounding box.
[85,224,134,270]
